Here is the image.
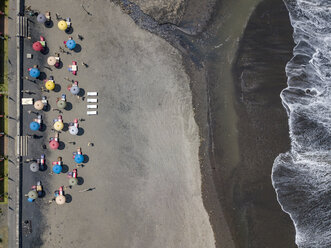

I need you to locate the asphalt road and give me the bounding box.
[19,1,215,247]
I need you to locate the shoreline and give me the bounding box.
[171,0,297,246]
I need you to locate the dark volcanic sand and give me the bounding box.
[207,0,297,247]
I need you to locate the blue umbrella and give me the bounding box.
[29,121,40,131]
[29,68,40,78]
[74,154,84,163]
[66,39,76,50]
[70,85,80,95]
[52,164,62,174]
[37,13,46,23]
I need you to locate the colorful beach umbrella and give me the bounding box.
[70,85,80,95]
[52,164,62,174]
[37,13,46,23]
[28,190,38,199]
[69,126,78,135]
[29,121,40,131]
[34,100,44,111]
[57,100,66,109]
[66,39,76,50]
[58,20,67,31]
[29,68,40,78]
[74,154,84,163]
[69,177,78,186]
[49,140,59,150]
[47,56,56,66]
[54,121,64,131]
[32,42,43,51]
[30,162,39,172]
[45,80,55,90]
[56,195,66,205]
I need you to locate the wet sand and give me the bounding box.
[200,0,297,247]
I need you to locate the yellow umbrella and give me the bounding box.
[58,20,67,31]
[45,80,55,90]
[34,100,44,110]
[54,121,64,131]
[47,56,56,66]
[56,195,66,205]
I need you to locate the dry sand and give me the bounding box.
[21,1,216,247]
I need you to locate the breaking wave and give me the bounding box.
[272,0,331,247]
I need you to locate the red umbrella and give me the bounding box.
[33,42,43,52]
[49,140,59,150]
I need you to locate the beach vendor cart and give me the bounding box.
[68,61,77,75]
[29,114,42,131]
[69,118,79,135]
[68,169,78,186]
[52,156,63,174]
[73,147,84,164]
[55,186,66,205]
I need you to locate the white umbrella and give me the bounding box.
[30,162,39,172]
[69,126,78,135]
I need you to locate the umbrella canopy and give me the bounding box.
[54,121,64,131]
[74,154,84,163]
[29,121,40,131]
[30,162,39,172]
[70,85,80,95]
[45,80,55,90]
[66,39,76,50]
[29,68,40,78]
[56,195,66,205]
[58,20,67,31]
[28,190,38,199]
[52,164,62,174]
[69,126,78,135]
[32,42,43,51]
[47,56,56,66]
[57,100,67,109]
[69,177,78,186]
[37,13,46,23]
[34,100,44,110]
[49,140,59,150]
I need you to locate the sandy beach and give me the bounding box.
[4,0,301,247]
[19,1,217,247]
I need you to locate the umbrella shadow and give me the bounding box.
[64,102,72,111]
[38,72,47,81]
[43,104,51,112]
[73,44,81,53]
[41,47,49,55]
[39,163,47,172]
[56,61,63,69]
[62,164,69,173]
[77,177,84,186]
[65,194,72,203]
[44,20,53,28]
[39,191,46,198]
[77,127,84,136]
[62,123,69,132]
[77,88,85,97]
[65,27,74,34]
[58,141,65,150]
[39,123,47,132]
[54,84,61,92]
[83,154,89,163]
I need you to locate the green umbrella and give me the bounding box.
[69,177,78,186]
[57,100,67,109]
[28,190,38,200]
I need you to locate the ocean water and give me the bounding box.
[272,0,331,247]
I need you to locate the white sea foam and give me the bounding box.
[272,0,331,247]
